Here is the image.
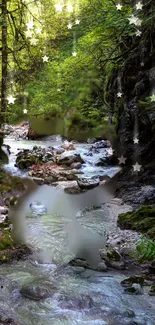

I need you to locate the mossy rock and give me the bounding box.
[121,276,144,287]
[17,157,38,169]
[118,205,155,239]
[0,230,14,250]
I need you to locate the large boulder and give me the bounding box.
[77,178,100,190]
[99,247,125,270]
[57,153,84,166]
[20,281,55,300]
[15,146,55,169]
[92,140,110,149]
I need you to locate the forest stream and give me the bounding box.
[0,135,155,325]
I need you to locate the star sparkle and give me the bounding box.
[42,55,49,62]
[26,21,34,29]
[133,136,139,144]
[75,19,80,25]
[36,27,42,34]
[7,95,16,104]
[72,51,77,57]
[116,4,122,10]
[133,162,141,172]
[117,92,122,98]
[30,38,38,45]
[136,29,142,36]
[150,94,155,102]
[140,62,144,67]
[128,15,142,26]
[25,30,33,38]
[23,109,28,114]
[136,2,143,10]
[68,23,72,29]
[118,155,127,164]
[55,2,64,12]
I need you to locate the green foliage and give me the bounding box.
[136,238,155,261]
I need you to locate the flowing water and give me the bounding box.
[1,136,155,325]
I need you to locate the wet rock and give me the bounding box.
[32,177,44,185]
[87,138,96,144]
[99,247,125,270]
[149,260,155,274]
[149,283,155,296]
[0,315,18,325]
[69,258,90,269]
[124,283,143,295]
[77,178,100,190]
[20,281,54,300]
[54,181,82,194]
[123,310,135,318]
[58,292,94,310]
[0,206,8,215]
[97,261,108,272]
[16,146,55,169]
[70,162,82,169]
[54,147,65,155]
[121,275,144,287]
[92,140,110,149]
[57,153,84,166]
[29,202,47,216]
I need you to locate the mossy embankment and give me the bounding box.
[118,205,155,239]
[0,168,31,263]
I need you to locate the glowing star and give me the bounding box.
[117,92,122,98]
[75,19,80,25]
[136,2,143,10]
[67,3,73,12]
[68,23,72,29]
[36,27,42,34]
[26,21,34,29]
[107,147,114,155]
[42,55,49,62]
[136,29,142,36]
[23,109,28,114]
[133,162,141,172]
[116,3,122,10]
[128,15,142,26]
[30,38,38,45]
[55,2,64,12]
[7,95,16,104]
[140,62,144,67]
[133,136,139,144]
[150,94,155,102]
[25,30,33,38]
[72,51,77,57]
[118,155,127,164]
[57,88,61,92]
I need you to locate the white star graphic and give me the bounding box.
[57,88,61,92]
[128,15,142,26]
[42,55,49,62]
[36,27,42,34]
[118,155,127,164]
[133,136,139,144]
[150,94,155,102]
[107,147,114,155]
[26,21,34,30]
[68,23,72,29]
[67,3,73,12]
[23,109,28,114]
[133,162,141,172]
[140,62,144,67]
[25,30,33,38]
[75,19,80,25]
[136,2,143,10]
[55,2,64,12]
[136,29,142,36]
[7,95,16,104]
[30,38,38,45]
[116,4,122,10]
[117,92,122,98]
[72,51,77,57]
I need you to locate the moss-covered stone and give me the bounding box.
[118,205,155,239]
[0,230,14,250]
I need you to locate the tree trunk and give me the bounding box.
[1,0,8,125]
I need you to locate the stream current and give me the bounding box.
[0,136,155,325]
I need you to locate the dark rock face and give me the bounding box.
[58,293,94,310]
[16,146,55,169]
[57,153,84,166]
[77,178,100,190]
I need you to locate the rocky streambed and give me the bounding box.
[0,135,154,324]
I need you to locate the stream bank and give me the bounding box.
[0,134,154,325]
